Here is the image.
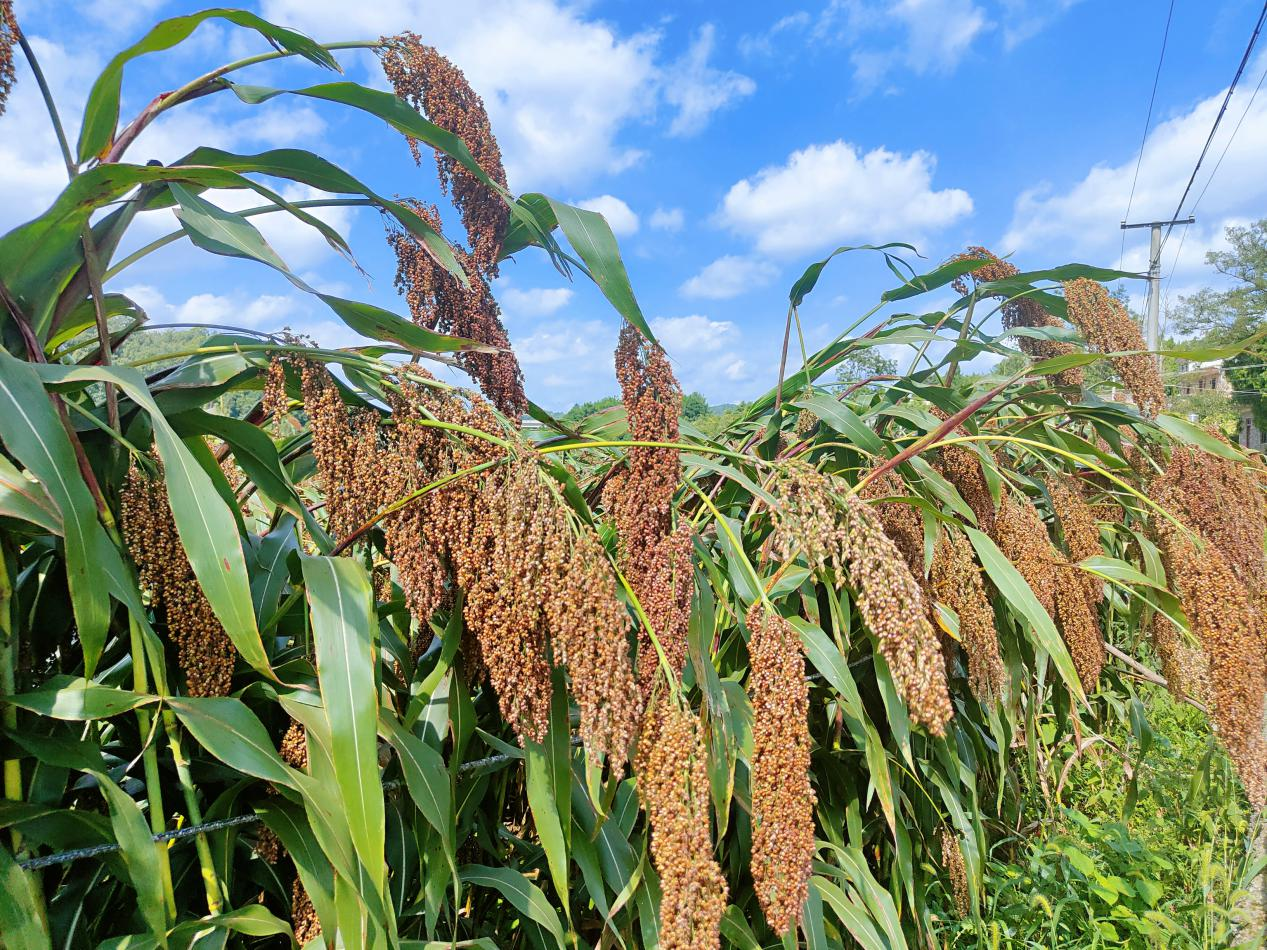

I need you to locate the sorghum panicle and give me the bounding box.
[931,534,1007,702]
[1053,563,1105,692]
[292,877,321,946]
[378,33,508,274]
[386,199,525,417]
[771,461,952,732]
[936,437,996,536]
[1148,611,1209,705]
[990,491,1057,617]
[746,604,816,935]
[1047,476,1105,609]
[949,246,1083,387]
[860,468,925,576]
[121,461,236,698]
[941,826,971,918]
[1,0,19,115]
[1154,523,1267,805]
[606,321,689,694]
[1063,278,1165,418]
[841,491,954,733]
[636,701,728,950]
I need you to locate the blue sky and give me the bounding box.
[4,0,1266,410]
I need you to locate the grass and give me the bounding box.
[934,688,1262,948]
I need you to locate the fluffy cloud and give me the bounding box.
[1002,61,1267,290]
[576,195,640,236]
[497,284,574,318]
[261,1,758,188]
[650,314,751,391]
[718,140,972,256]
[663,24,755,137]
[123,284,307,329]
[739,12,812,58]
[817,0,989,92]
[649,206,685,232]
[680,255,779,299]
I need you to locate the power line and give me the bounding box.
[1121,0,1177,270]
[1161,0,1267,251]
[1161,52,1267,310]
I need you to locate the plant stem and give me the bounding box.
[129,618,176,920]
[943,293,978,387]
[0,539,22,852]
[161,709,223,916]
[15,33,76,176]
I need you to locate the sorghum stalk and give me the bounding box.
[1,538,20,850]
[161,709,223,915]
[129,615,176,919]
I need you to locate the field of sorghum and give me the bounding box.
[2,5,1265,948]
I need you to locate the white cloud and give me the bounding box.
[718,140,972,256]
[261,0,660,189]
[739,12,812,58]
[649,206,685,232]
[516,318,612,365]
[997,0,1084,49]
[817,0,990,93]
[663,24,755,137]
[650,314,752,392]
[1002,59,1267,291]
[498,285,574,317]
[650,314,736,353]
[576,195,640,236]
[123,284,307,330]
[680,255,779,299]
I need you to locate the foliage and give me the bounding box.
[1171,219,1267,345]
[558,395,621,425]
[832,345,897,387]
[0,10,1264,950]
[933,688,1259,947]
[681,391,710,421]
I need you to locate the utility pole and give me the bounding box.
[1121,215,1194,359]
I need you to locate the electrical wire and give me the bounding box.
[1161,54,1267,309]
[1121,0,1177,270]
[1161,0,1267,251]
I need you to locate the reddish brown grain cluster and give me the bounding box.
[386,199,525,417]
[1152,447,1267,804]
[990,488,1102,690]
[930,409,996,535]
[745,604,815,934]
[949,246,1083,387]
[860,468,925,575]
[378,33,508,273]
[299,362,639,765]
[1047,477,1106,689]
[990,491,1056,616]
[636,701,728,950]
[0,0,18,115]
[605,322,692,694]
[291,878,321,946]
[931,534,1007,702]
[771,462,952,732]
[1063,278,1165,418]
[121,461,235,698]
[941,826,970,918]
[1155,444,1266,598]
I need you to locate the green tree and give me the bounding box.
[681,391,710,420]
[1169,219,1267,428]
[833,347,897,388]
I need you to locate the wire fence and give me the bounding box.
[16,746,533,872]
